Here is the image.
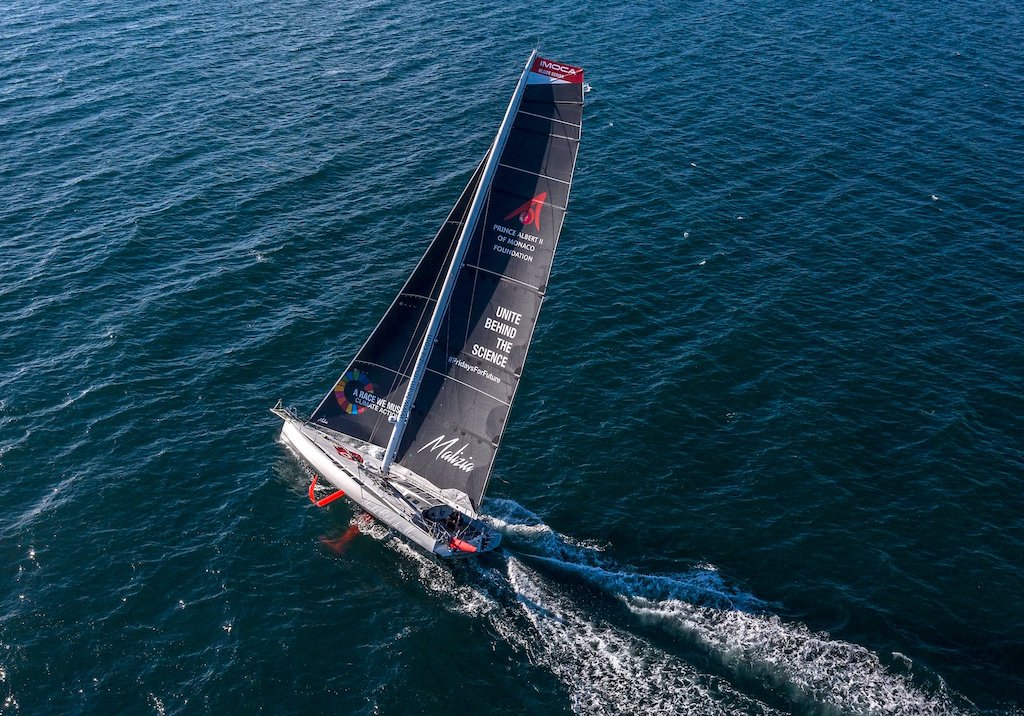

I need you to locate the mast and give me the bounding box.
[380,51,538,475]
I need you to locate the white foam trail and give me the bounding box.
[348,500,968,715]
[361,506,776,715]
[484,498,609,566]
[505,557,780,716]
[627,599,965,715]
[526,553,765,612]
[355,512,504,619]
[524,554,965,715]
[346,510,391,542]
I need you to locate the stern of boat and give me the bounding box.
[424,504,501,557]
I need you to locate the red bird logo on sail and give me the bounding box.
[504,192,547,231]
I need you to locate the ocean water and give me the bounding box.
[1,0,1022,713]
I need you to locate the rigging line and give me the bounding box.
[497,162,572,186]
[452,179,479,378]
[434,196,471,409]
[515,109,582,129]
[532,98,584,107]
[349,360,413,380]
[398,169,478,424]
[398,256,446,383]
[393,171,477,399]
[378,237,454,439]
[463,262,543,293]
[388,159,485,400]
[424,366,511,406]
[397,291,439,303]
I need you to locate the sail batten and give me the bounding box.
[497,163,573,187]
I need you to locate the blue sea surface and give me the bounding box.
[2,1,1022,713]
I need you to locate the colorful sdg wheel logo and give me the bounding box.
[334,368,374,415]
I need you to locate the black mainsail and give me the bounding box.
[311,54,584,508]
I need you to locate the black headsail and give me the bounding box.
[395,56,585,507]
[308,157,488,444]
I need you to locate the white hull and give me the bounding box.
[274,408,500,558]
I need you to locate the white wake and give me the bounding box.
[346,501,969,715]
[504,557,779,715]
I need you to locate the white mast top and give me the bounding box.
[380,51,538,475]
